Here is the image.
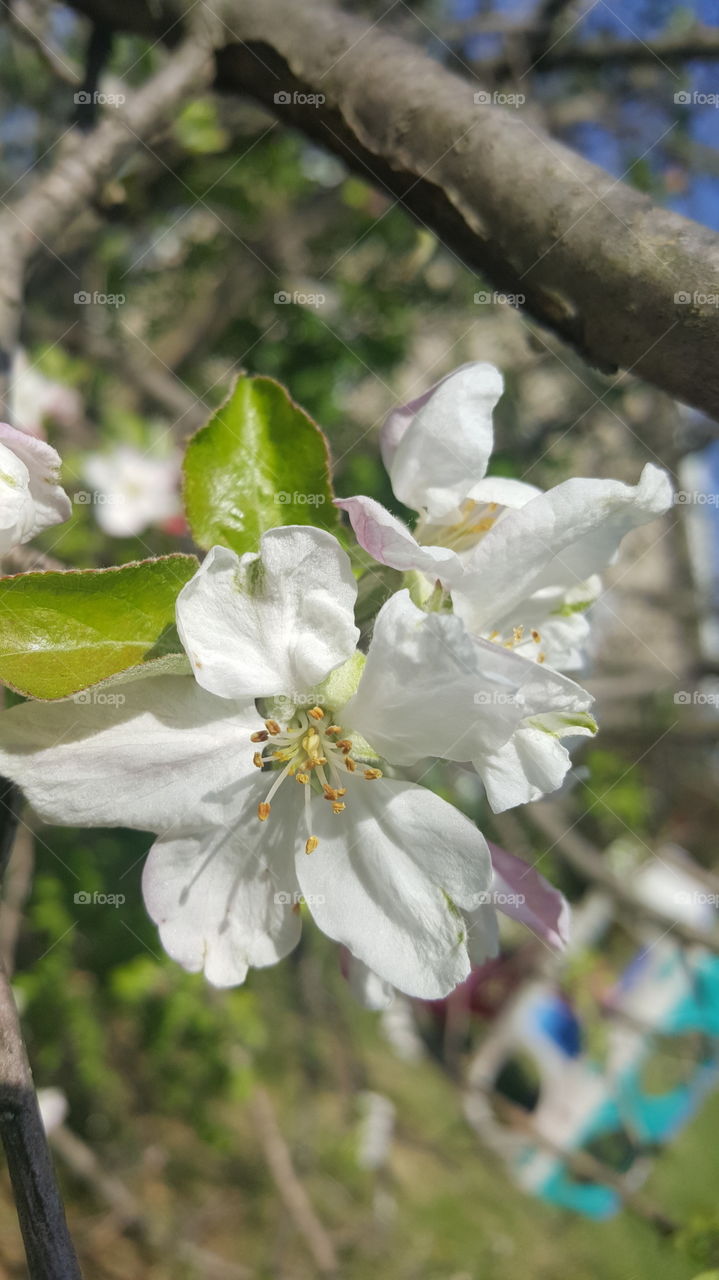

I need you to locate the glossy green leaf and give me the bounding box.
[0,555,198,700]
[183,375,341,555]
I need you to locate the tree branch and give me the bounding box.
[0,25,217,414]
[525,801,719,952]
[523,26,719,69]
[0,789,82,1278]
[62,0,719,422]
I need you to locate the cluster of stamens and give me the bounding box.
[250,706,382,854]
[487,623,546,663]
[418,499,499,554]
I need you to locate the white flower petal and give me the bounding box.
[465,476,540,508]
[84,446,180,537]
[176,527,359,700]
[296,774,491,999]
[346,591,593,766]
[455,464,672,635]
[0,424,71,552]
[335,495,460,580]
[388,364,503,520]
[0,676,255,831]
[474,724,577,812]
[142,781,302,987]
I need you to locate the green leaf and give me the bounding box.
[183,375,341,556]
[0,555,198,700]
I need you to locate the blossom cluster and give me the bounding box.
[0,363,672,1003]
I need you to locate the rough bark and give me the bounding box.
[60,0,719,422]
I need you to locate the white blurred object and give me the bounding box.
[357,1091,395,1171]
[37,1087,68,1135]
[379,993,426,1063]
[84,444,182,536]
[11,351,83,438]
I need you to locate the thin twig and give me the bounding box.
[249,1086,338,1275]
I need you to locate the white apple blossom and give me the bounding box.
[10,350,83,439]
[83,444,182,536]
[337,363,673,671]
[0,526,593,998]
[0,422,71,556]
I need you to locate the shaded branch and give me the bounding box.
[525,801,719,952]
[63,0,719,422]
[0,24,218,414]
[0,791,82,1278]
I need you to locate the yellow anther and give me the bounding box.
[331,802,346,815]
[251,730,269,743]
[345,757,357,772]
[469,516,495,534]
[296,772,310,785]
[337,739,353,753]
[488,630,500,642]
[303,730,322,755]
[335,787,347,797]
[513,625,525,643]
[252,752,264,769]
[325,725,342,735]
[305,836,319,854]
[257,802,271,821]
[531,629,541,643]
[307,706,325,720]
[322,784,338,800]
[538,652,546,664]
[363,767,382,780]
[265,719,281,735]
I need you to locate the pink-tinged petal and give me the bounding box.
[335,495,460,581]
[380,379,451,473]
[388,364,503,521]
[379,361,494,473]
[489,841,570,950]
[0,421,71,534]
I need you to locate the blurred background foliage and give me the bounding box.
[1,0,719,1276]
